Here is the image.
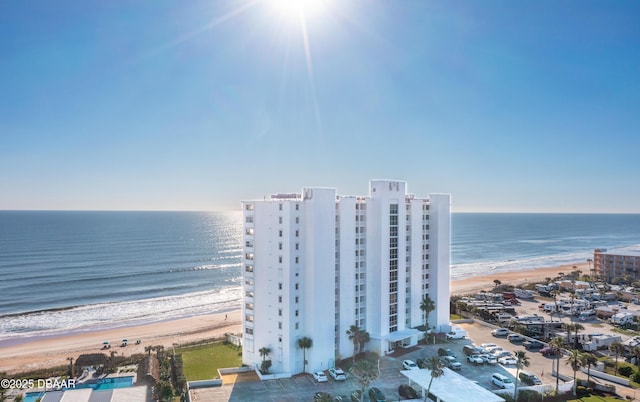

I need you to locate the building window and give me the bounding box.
[295,310,299,317]
[279,282,283,290]
[279,203,283,211]
[278,322,282,329]
[245,315,253,322]
[295,296,299,303]
[245,204,254,211]
[279,256,283,263]
[279,216,283,224]
[278,296,282,303]
[245,253,254,260]
[245,303,254,310]
[296,243,299,250]
[245,240,253,247]
[245,328,253,335]
[245,265,253,272]
[295,230,299,237]
[296,217,299,224]
[245,291,254,298]
[246,228,254,235]
[245,215,254,223]
[295,256,299,263]
[295,283,299,290]
[279,242,283,250]
[278,309,282,316]
[279,230,283,237]
[295,322,299,330]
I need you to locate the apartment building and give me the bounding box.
[241,180,451,376]
[594,248,640,281]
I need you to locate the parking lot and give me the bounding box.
[201,330,553,402]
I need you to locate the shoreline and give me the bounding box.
[0,261,590,374]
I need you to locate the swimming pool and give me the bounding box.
[24,392,44,402]
[75,376,134,390]
[23,376,134,401]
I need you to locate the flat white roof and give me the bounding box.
[598,247,640,257]
[385,328,422,342]
[401,367,505,402]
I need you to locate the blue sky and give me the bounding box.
[1,1,639,212]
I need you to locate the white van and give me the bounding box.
[492,373,514,389]
[446,328,467,339]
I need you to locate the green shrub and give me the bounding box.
[618,363,635,377]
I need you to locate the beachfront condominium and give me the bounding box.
[241,180,451,376]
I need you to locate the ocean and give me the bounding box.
[1,211,640,341]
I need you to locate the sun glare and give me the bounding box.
[270,0,327,20]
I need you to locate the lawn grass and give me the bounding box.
[177,342,242,381]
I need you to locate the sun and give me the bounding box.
[270,0,328,21]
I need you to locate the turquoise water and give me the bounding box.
[73,375,134,390]
[23,392,44,402]
[22,377,134,401]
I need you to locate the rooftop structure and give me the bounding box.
[401,367,505,402]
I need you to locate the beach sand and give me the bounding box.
[0,262,590,374]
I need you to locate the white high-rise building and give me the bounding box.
[241,180,451,376]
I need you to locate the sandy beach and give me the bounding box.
[0,262,590,374]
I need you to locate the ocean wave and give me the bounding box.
[0,287,242,340]
[450,250,596,281]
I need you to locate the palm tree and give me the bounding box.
[259,346,271,362]
[579,352,598,388]
[565,349,583,396]
[571,323,585,350]
[359,330,371,355]
[350,359,378,402]
[297,336,313,374]
[609,341,625,376]
[632,346,640,369]
[513,350,530,401]
[565,323,576,346]
[424,356,445,402]
[420,295,436,332]
[67,357,75,378]
[493,279,502,289]
[347,325,363,362]
[549,337,565,392]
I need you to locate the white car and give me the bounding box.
[313,371,328,382]
[498,356,517,365]
[328,368,346,381]
[492,328,510,337]
[480,343,497,352]
[467,355,484,364]
[402,359,419,370]
[480,354,498,364]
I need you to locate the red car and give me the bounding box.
[540,347,559,357]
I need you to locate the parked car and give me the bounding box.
[441,356,462,370]
[398,384,419,400]
[492,328,510,337]
[492,350,511,358]
[540,347,559,357]
[523,340,545,350]
[498,356,517,365]
[508,334,525,343]
[402,359,419,370]
[492,373,515,389]
[314,392,333,401]
[519,371,542,385]
[437,348,455,357]
[480,354,498,364]
[480,342,498,351]
[328,368,346,381]
[467,354,484,364]
[368,387,386,402]
[463,344,482,356]
[313,371,328,382]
